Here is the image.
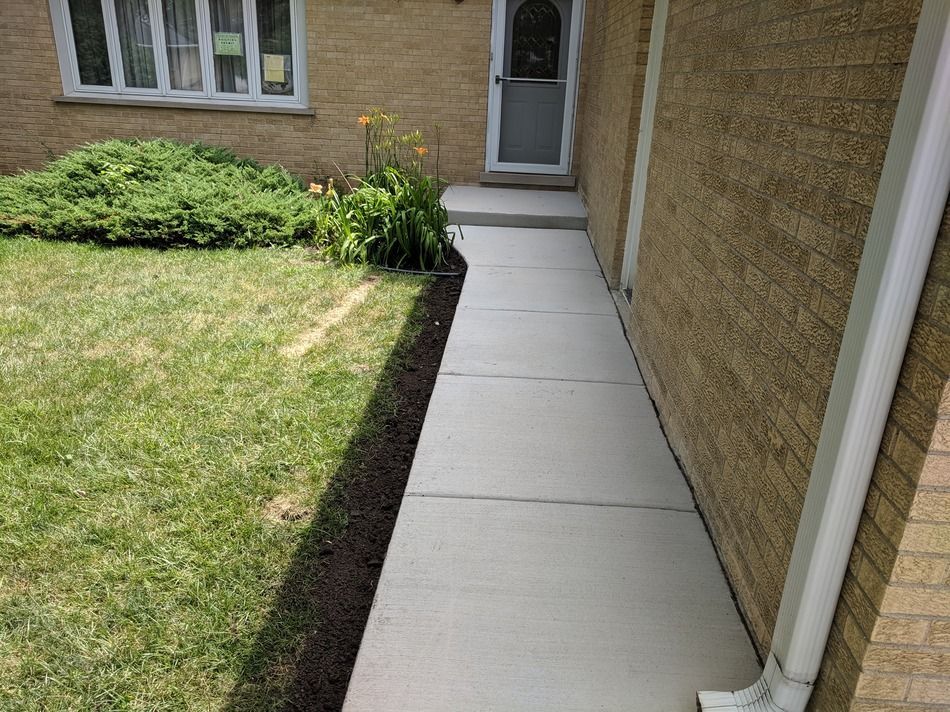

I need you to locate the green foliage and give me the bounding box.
[0,139,317,248]
[360,108,433,179]
[319,167,455,271]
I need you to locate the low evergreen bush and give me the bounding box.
[0,139,316,248]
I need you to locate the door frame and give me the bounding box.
[485,0,584,175]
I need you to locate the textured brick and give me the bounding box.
[574,0,654,285]
[620,1,950,709]
[881,583,950,618]
[870,616,928,645]
[0,0,493,183]
[892,555,950,585]
[911,491,950,522]
[909,677,950,705]
[854,672,909,701]
[862,646,950,675]
[931,621,950,647]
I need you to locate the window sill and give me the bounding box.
[53,94,315,116]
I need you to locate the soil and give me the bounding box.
[275,250,465,711]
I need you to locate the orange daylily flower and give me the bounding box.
[358,115,370,126]
[415,146,429,157]
[309,183,323,194]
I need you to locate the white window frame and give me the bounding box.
[48,0,309,111]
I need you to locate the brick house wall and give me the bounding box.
[572,0,653,285]
[0,0,491,183]
[814,205,950,711]
[619,0,950,707]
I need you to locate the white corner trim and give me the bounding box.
[699,1,950,709]
[619,0,668,292]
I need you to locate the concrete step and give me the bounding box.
[479,171,577,188]
[444,185,588,230]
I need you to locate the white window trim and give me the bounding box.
[48,0,309,112]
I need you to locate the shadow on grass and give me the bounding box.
[224,256,465,712]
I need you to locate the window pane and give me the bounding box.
[257,0,293,96]
[115,0,158,88]
[67,0,112,86]
[163,0,203,91]
[210,0,248,94]
[510,0,562,80]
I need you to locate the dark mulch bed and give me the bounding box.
[226,250,466,712]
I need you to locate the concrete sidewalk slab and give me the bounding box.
[406,375,693,510]
[454,225,599,270]
[345,191,760,711]
[440,309,643,384]
[344,497,761,712]
[444,186,588,230]
[459,265,615,315]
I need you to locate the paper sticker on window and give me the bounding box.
[263,54,286,83]
[213,32,243,56]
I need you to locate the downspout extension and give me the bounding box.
[698,2,950,711]
[698,654,811,711]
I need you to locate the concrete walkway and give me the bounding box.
[344,200,761,710]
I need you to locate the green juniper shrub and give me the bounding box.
[0,139,317,248]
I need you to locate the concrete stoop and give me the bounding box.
[343,190,759,711]
[443,185,588,230]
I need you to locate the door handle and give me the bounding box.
[495,76,567,85]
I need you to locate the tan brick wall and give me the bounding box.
[621,0,950,707]
[0,0,491,183]
[572,0,653,284]
[814,204,950,712]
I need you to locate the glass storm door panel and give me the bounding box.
[498,0,572,166]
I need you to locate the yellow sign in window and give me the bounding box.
[263,54,286,83]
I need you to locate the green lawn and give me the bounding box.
[0,238,425,710]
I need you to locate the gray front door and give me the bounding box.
[497,0,573,166]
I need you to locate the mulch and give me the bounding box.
[277,250,466,711]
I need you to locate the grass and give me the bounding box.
[0,237,426,710]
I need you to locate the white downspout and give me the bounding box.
[699,2,950,711]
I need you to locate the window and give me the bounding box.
[510,1,561,80]
[50,0,306,109]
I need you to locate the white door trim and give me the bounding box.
[485,0,584,175]
[619,0,668,293]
